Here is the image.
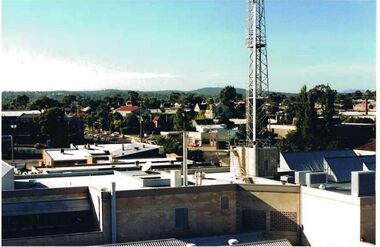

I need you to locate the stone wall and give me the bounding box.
[115,184,237,243]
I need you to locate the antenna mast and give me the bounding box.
[246,0,269,147]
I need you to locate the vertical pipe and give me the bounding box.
[10,135,14,165]
[111,182,117,244]
[139,100,143,143]
[183,130,188,186]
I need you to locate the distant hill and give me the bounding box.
[339,89,365,94]
[2,87,297,101]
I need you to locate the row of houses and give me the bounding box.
[113,102,240,119]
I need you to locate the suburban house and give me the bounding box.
[114,105,140,117]
[194,103,208,115]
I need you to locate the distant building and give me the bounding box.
[267,124,296,138]
[194,103,208,113]
[188,120,237,148]
[42,143,160,167]
[354,139,376,156]
[1,110,84,147]
[114,105,140,117]
[353,99,376,112]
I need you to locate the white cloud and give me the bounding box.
[0,48,180,91]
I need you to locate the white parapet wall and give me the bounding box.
[300,186,375,246]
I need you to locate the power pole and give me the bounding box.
[246,0,269,147]
[182,112,188,186]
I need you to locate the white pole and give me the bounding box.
[111,182,117,243]
[183,130,188,186]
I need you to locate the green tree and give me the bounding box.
[95,103,111,131]
[352,90,363,100]
[169,92,181,105]
[12,94,30,110]
[127,91,140,106]
[157,136,182,154]
[268,92,286,105]
[123,114,139,134]
[277,84,339,152]
[38,107,68,147]
[84,114,97,132]
[111,112,125,132]
[29,96,61,110]
[145,97,161,109]
[219,86,237,106]
[173,106,193,131]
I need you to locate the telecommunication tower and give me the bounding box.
[246,0,269,147]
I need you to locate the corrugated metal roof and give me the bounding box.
[109,238,187,247]
[363,161,376,171]
[109,232,267,246]
[281,149,356,172]
[182,232,264,246]
[325,155,376,182]
[238,239,292,246]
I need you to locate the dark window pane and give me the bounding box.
[221,196,229,210]
[175,208,189,229]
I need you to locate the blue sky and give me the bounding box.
[2,0,376,92]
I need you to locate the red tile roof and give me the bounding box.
[115,105,140,112]
[356,139,376,151]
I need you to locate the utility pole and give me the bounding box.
[139,100,144,142]
[182,112,188,186]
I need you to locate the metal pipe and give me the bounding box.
[111,182,117,243]
[183,130,188,186]
[10,135,14,165]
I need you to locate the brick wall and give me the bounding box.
[115,185,237,242]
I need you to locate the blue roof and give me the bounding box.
[281,149,356,172]
[325,155,376,182]
[363,161,376,171]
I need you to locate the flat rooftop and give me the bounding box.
[14,170,235,191]
[45,142,160,161]
[76,142,159,157]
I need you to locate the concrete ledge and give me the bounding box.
[2,187,89,203]
[2,231,104,246]
[238,184,300,193]
[116,184,238,198]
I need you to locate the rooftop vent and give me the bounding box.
[60,149,64,154]
[295,171,309,186]
[351,171,375,197]
[318,184,326,190]
[228,239,239,245]
[306,172,327,188]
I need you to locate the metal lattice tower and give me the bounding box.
[246,0,269,147]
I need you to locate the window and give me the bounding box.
[221,196,229,210]
[175,208,189,229]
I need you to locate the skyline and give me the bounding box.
[1,0,376,93]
